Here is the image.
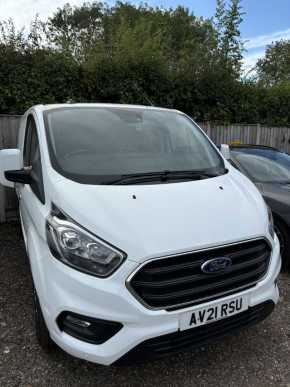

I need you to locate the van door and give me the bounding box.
[19,114,46,247]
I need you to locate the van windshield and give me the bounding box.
[44,107,225,184]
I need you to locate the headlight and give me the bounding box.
[267,205,275,240]
[46,215,126,277]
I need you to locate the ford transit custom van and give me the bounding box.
[0,104,281,365]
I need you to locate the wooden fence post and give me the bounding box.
[256,123,261,145]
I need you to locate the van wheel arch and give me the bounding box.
[33,283,56,352]
[22,227,55,350]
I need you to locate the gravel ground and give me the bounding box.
[0,221,290,387]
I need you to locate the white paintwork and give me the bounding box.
[0,149,22,187]
[2,104,281,365]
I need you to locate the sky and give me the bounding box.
[1,0,290,73]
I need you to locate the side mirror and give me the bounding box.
[0,149,23,188]
[5,169,32,185]
[220,144,231,160]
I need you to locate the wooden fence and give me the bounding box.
[1,115,290,222]
[199,122,290,154]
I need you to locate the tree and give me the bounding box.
[1,1,290,125]
[256,40,290,86]
[215,0,226,47]
[0,18,25,50]
[28,16,46,50]
[46,2,106,60]
[215,0,244,77]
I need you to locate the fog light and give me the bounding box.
[57,312,123,344]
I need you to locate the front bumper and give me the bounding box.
[118,300,275,363]
[35,235,281,366]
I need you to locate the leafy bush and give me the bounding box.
[0,1,290,125]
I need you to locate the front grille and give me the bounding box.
[119,301,274,363]
[128,239,271,310]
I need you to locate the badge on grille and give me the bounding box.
[201,257,232,274]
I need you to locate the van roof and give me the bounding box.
[33,103,182,114]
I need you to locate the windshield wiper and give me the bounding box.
[102,169,228,185]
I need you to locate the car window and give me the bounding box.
[231,149,290,183]
[24,115,45,203]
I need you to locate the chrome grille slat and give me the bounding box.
[128,239,271,310]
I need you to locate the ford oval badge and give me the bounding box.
[201,257,232,274]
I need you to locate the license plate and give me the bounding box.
[179,295,249,331]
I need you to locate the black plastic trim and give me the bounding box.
[57,311,123,345]
[117,301,275,364]
[127,238,272,311]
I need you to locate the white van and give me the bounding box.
[0,104,280,365]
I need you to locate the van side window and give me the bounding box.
[23,116,45,204]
